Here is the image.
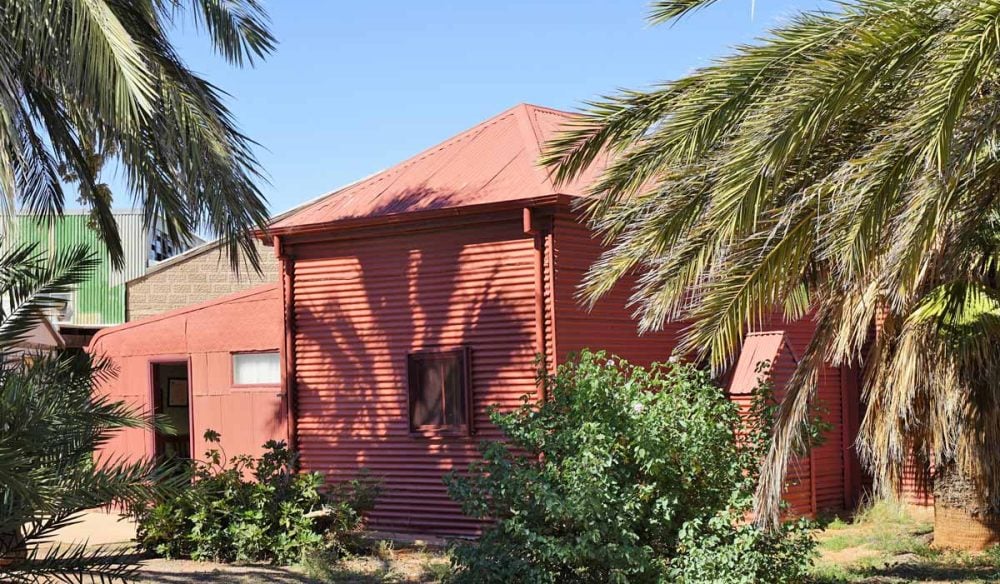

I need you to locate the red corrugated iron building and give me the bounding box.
[86,104,882,536]
[263,104,867,536]
[89,285,288,463]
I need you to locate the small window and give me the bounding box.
[407,347,472,435]
[233,351,280,385]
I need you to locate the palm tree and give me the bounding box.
[544,0,1000,546]
[0,239,176,581]
[0,0,276,271]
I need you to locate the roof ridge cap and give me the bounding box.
[521,102,576,117]
[514,104,557,192]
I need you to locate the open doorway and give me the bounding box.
[151,361,190,459]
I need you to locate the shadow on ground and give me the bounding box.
[133,556,319,584]
[872,563,1000,581]
[137,566,319,584]
[133,552,449,584]
[811,555,1000,583]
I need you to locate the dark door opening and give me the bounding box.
[152,361,191,459]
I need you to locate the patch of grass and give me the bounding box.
[418,558,452,582]
[817,499,931,555]
[301,547,343,582]
[809,499,1000,583]
[809,561,862,583]
[291,541,450,584]
[820,533,856,552]
[371,540,395,562]
[825,517,849,530]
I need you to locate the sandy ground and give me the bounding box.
[811,504,1000,583]
[135,559,320,584]
[39,510,449,583]
[133,551,449,584]
[45,508,138,547]
[53,504,1000,583]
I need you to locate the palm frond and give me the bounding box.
[648,0,724,24]
[680,206,817,371]
[0,240,96,347]
[0,0,275,271]
[549,0,1000,526]
[181,0,276,66]
[0,349,180,581]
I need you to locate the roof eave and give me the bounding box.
[259,193,580,244]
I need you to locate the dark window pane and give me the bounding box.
[413,358,444,427]
[407,349,470,432]
[443,357,465,425]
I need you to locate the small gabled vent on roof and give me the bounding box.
[726,331,798,396]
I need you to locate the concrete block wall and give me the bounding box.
[126,239,280,321]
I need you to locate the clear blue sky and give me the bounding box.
[169,0,829,216]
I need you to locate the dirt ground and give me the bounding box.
[809,502,1000,583]
[135,549,451,584]
[43,510,451,583]
[47,503,1000,583]
[136,559,318,584]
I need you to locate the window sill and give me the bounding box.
[409,426,472,439]
[231,383,283,393]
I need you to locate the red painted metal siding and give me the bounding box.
[87,285,287,463]
[902,454,934,506]
[777,318,849,514]
[287,217,539,536]
[727,332,812,515]
[282,203,862,536]
[767,333,816,515]
[549,210,684,364]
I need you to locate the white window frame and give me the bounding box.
[232,351,281,386]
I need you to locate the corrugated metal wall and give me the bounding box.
[727,333,815,515]
[285,205,861,536]
[901,455,934,505]
[780,317,848,514]
[288,217,538,536]
[8,213,148,325]
[549,210,686,363]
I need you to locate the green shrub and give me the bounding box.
[136,431,379,565]
[668,513,815,583]
[444,350,815,583]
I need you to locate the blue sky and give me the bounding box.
[169,0,829,215]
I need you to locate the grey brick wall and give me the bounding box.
[126,239,280,321]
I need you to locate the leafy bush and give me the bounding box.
[667,513,815,583]
[137,431,379,565]
[444,350,815,583]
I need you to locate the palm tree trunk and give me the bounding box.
[933,461,1000,550]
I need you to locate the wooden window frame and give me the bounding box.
[406,346,473,438]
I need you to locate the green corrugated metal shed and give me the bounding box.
[10,213,149,326]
